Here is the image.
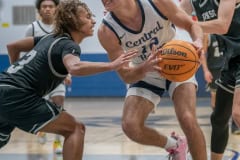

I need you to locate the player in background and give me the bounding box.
[98,0,207,159]
[25,0,70,153]
[202,34,240,134]
[202,34,224,110]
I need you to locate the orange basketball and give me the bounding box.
[158,40,200,82]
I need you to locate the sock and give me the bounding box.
[164,136,178,149]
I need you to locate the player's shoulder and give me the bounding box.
[57,35,79,48]
[25,21,38,37]
[98,20,114,38]
[30,20,40,28]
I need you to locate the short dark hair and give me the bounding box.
[35,0,59,10]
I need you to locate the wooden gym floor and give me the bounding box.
[0,97,239,160]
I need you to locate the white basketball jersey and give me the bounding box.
[103,0,176,80]
[26,20,53,37]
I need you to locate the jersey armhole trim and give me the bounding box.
[48,37,68,78]
[102,19,122,45]
[31,23,35,37]
[36,20,52,34]
[147,0,168,20]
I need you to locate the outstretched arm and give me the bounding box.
[63,51,137,77]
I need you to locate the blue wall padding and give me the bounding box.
[0,54,209,97]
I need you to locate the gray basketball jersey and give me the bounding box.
[103,0,176,79]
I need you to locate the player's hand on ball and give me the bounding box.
[111,49,138,71]
[142,45,162,73]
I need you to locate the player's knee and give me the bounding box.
[232,111,240,124]
[0,135,10,149]
[211,112,218,127]
[122,119,133,134]
[178,112,196,129]
[210,112,229,153]
[122,119,142,140]
[61,121,85,138]
[76,122,86,134]
[210,112,228,128]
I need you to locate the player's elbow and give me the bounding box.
[6,43,15,53]
[118,73,132,84]
[6,43,18,58]
[67,65,79,76]
[67,68,79,76]
[218,25,229,34]
[121,75,140,84]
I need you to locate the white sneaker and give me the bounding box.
[166,132,188,160]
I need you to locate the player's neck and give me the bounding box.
[70,31,84,44]
[113,4,142,31]
[41,18,54,25]
[113,1,139,21]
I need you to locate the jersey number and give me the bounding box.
[7,50,37,74]
[140,37,159,60]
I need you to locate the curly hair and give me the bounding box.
[35,0,59,10]
[54,0,93,36]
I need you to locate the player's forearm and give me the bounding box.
[200,53,209,73]
[68,61,113,76]
[7,44,21,64]
[7,37,35,64]
[198,21,229,34]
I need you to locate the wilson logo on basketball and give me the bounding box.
[163,64,185,70]
[158,40,199,82]
[160,48,187,57]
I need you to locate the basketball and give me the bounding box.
[158,40,200,82]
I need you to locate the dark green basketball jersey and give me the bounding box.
[0,34,81,97]
[191,0,240,59]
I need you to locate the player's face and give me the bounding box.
[39,0,57,20]
[78,9,96,37]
